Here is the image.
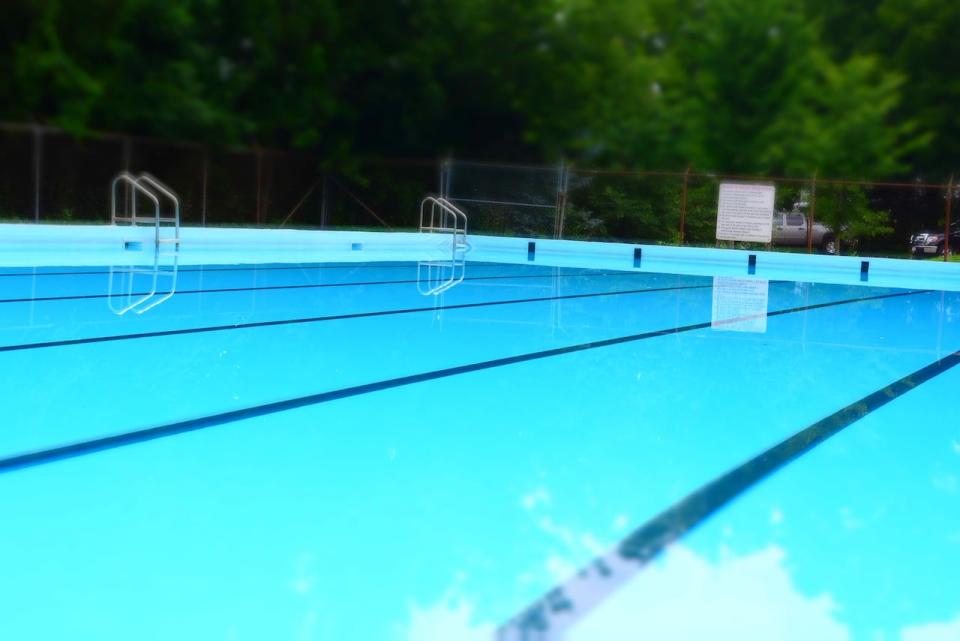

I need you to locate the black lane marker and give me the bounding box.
[498,345,960,640]
[0,261,598,279]
[0,283,712,353]
[0,288,928,474]
[0,269,660,305]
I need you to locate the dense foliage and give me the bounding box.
[3,0,957,181]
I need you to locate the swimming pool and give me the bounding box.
[1,226,959,641]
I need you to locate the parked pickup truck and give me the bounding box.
[772,212,837,253]
[910,222,960,257]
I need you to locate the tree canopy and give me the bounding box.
[1,0,957,180]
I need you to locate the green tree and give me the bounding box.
[0,0,103,130]
[874,0,960,180]
[816,185,893,254]
[809,0,960,180]
[0,0,952,187]
[651,0,908,178]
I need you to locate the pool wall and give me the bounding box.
[3,223,960,291]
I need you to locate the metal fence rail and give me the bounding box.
[1,121,957,260]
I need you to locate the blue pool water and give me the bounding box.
[1,251,959,640]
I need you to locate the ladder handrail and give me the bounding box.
[420,196,468,247]
[422,196,468,235]
[111,172,160,229]
[435,196,468,231]
[135,172,180,245]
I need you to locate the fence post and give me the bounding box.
[945,174,955,262]
[438,157,445,198]
[32,125,43,222]
[201,148,208,226]
[320,172,328,228]
[555,160,569,239]
[122,136,131,170]
[679,165,690,245]
[255,147,263,225]
[439,156,452,199]
[120,136,132,219]
[807,171,817,253]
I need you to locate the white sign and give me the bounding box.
[711,277,769,333]
[716,182,776,243]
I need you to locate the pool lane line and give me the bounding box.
[0,269,677,305]
[0,288,929,474]
[497,345,960,640]
[0,261,598,279]
[0,282,713,353]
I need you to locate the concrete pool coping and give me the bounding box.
[2,223,960,291]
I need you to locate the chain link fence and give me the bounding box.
[1,122,957,260]
[441,159,565,238]
[564,170,957,259]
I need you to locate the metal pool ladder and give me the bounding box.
[420,196,468,250]
[111,171,181,248]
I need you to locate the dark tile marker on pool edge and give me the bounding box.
[748,253,757,275]
[633,247,642,268]
[497,347,960,641]
[527,241,536,261]
[861,260,870,281]
[0,288,929,474]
